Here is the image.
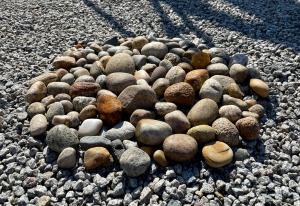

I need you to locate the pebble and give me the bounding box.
[187,98,218,126]
[72,96,96,112]
[69,82,100,97]
[80,135,112,150]
[51,115,71,126]
[236,117,260,140]
[165,66,186,85]
[132,55,147,69]
[184,69,209,91]
[79,104,98,121]
[78,119,103,137]
[84,147,113,170]
[150,66,168,83]
[105,53,135,74]
[97,94,123,126]
[104,121,135,141]
[207,63,229,76]
[235,148,250,161]
[164,82,195,106]
[120,147,151,177]
[249,78,269,97]
[223,94,248,111]
[52,56,76,69]
[248,104,265,118]
[132,36,149,50]
[155,102,177,116]
[106,72,136,94]
[130,109,155,126]
[46,102,64,122]
[67,111,80,128]
[47,82,70,96]
[191,51,210,69]
[118,85,157,114]
[134,70,151,83]
[199,78,223,103]
[202,141,233,168]
[229,64,249,83]
[135,119,172,145]
[29,114,48,136]
[212,117,240,146]
[164,110,191,133]
[163,134,198,162]
[57,147,77,169]
[46,124,79,152]
[152,78,170,97]
[187,125,216,144]
[219,105,242,122]
[141,42,168,59]
[27,102,46,117]
[25,81,47,103]
[153,150,168,167]
[29,72,58,86]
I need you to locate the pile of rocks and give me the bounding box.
[26,36,269,177]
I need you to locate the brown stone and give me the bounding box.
[236,117,260,141]
[184,69,209,91]
[97,95,123,126]
[25,81,47,104]
[52,56,76,69]
[69,82,100,98]
[249,79,269,98]
[191,52,210,69]
[153,150,168,167]
[84,147,113,170]
[164,82,195,106]
[79,105,98,121]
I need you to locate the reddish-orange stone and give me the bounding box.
[97,95,123,126]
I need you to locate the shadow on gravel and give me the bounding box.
[82,0,136,36]
[150,0,300,52]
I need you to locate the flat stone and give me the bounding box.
[80,135,112,150]
[105,121,135,141]
[57,147,77,169]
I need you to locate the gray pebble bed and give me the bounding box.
[0,0,300,205]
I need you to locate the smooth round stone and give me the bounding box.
[27,102,46,118]
[52,115,71,126]
[141,63,157,73]
[73,68,90,78]
[86,53,99,63]
[165,66,186,85]
[104,121,135,141]
[150,66,168,83]
[170,48,185,57]
[210,57,227,64]
[72,96,96,112]
[184,69,209,91]
[105,53,135,74]
[212,118,240,146]
[67,111,80,128]
[141,42,168,59]
[55,93,71,101]
[245,99,257,108]
[242,111,259,119]
[97,89,117,98]
[164,53,180,65]
[229,64,248,83]
[96,75,107,88]
[97,95,122,126]
[69,82,100,98]
[153,150,168,167]
[29,114,48,136]
[25,81,47,103]
[78,119,103,137]
[164,110,190,133]
[90,42,102,53]
[60,100,73,114]
[136,79,150,87]
[191,52,210,69]
[248,104,265,118]
[155,102,177,116]
[225,83,244,99]
[132,36,149,50]
[235,148,250,161]
[75,75,95,83]
[219,105,242,122]
[152,78,170,97]
[223,94,248,111]
[207,63,229,76]
[236,117,260,141]
[84,147,113,170]
[229,53,248,66]
[57,147,77,169]
[202,141,233,168]
[132,55,147,69]
[164,82,195,106]
[134,70,151,83]
[199,78,223,103]
[79,105,98,121]
[46,102,65,122]
[118,85,157,114]
[47,82,70,96]
[52,56,76,69]
[163,134,198,162]
[46,124,79,153]
[61,73,75,85]
[80,136,112,150]
[187,98,218,126]
[249,79,269,98]
[177,62,193,73]
[210,75,235,89]
[159,59,173,70]
[130,109,155,126]
[187,125,216,144]
[106,72,136,94]
[135,119,172,145]
[76,58,87,67]
[41,95,55,107]
[29,72,58,86]
[147,55,161,65]
[120,147,151,177]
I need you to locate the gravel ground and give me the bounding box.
[1,0,300,205]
